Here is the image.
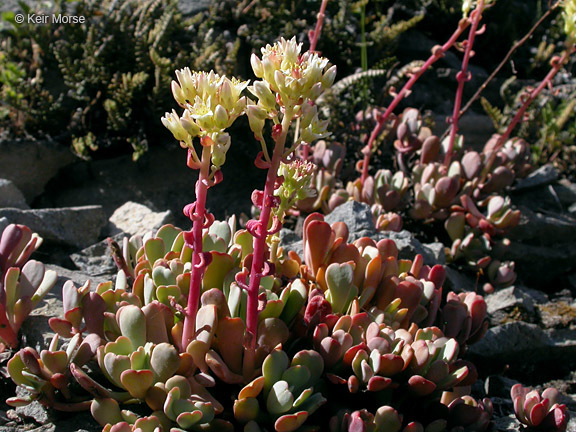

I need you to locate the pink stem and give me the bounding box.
[181,145,212,350]
[246,110,293,347]
[444,0,485,167]
[482,43,575,179]
[360,18,471,184]
[309,0,329,53]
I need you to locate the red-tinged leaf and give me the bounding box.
[408,375,436,396]
[529,402,547,427]
[274,411,308,432]
[120,369,154,399]
[326,373,346,385]
[304,295,332,325]
[367,376,393,391]
[377,354,405,376]
[304,220,333,274]
[343,344,368,366]
[49,317,74,338]
[348,375,360,393]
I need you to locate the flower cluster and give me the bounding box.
[247,37,335,146]
[162,69,248,169]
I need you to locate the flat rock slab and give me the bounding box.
[0,139,75,201]
[0,206,106,249]
[70,234,124,278]
[0,179,29,209]
[108,201,173,237]
[485,285,547,325]
[468,321,576,378]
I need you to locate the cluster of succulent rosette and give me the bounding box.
[4,0,575,429]
[298,0,576,293]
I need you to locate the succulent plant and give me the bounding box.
[233,348,326,431]
[0,224,56,349]
[511,384,569,431]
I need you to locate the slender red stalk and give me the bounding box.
[246,108,293,346]
[444,0,486,167]
[309,0,329,53]
[460,1,560,117]
[482,43,575,179]
[181,145,212,350]
[360,18,471,184]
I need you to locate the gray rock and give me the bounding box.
[279,228,303,257]
[468,322,551,363]
[512,180,576,214]
[421,242,446,265]
[0,139,74,201]
[484,375,520,398]
[70,234,123,278]
[444,266,477,293]
[0,206,106,249]
[468,322,576,371]
[0,217,9,233]
[325,201,376,239]
[108,201,173,237]
[504,241,576,287]
[538,300,576,329]
[0,179,29,209]
[508,206,576,246]
[375,230,442,266]
[514,164,559,191]
[492,414,522,432]
[485,285,547,325]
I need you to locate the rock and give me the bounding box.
[278,228,303,258]
[444,266,477,293]
[485,285,547,325]
[538,300,576,329]
[513,164,559,191]
[0,206,106,249]
[375,230,443,266]
[422,241,446,265]
[512,180,576,214]
[325,201,376,240]
[504,241,576,287]
[484,375,520,398]
[0,179,29,209]
[0,217,9,234]
[70,235,122,278]
[492,414,522,432]
[508,206,576,246]
[468,322,576,379]
[0,139,75,201]
[108,201,173,237]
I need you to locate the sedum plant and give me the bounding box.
[0,224,56,349]
[5,3,574,430]
[511,384,569,432]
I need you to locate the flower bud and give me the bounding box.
[180,110,200,137]
[249,81,276,111]
[246,104,267,141]
[162,110,188,141]
[300,102,318,129]
[214,105,229,129]
[171,81,186,106]
[251,53,264,77]
[321,65,337,88]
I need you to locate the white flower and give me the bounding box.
[251,37,334,107]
